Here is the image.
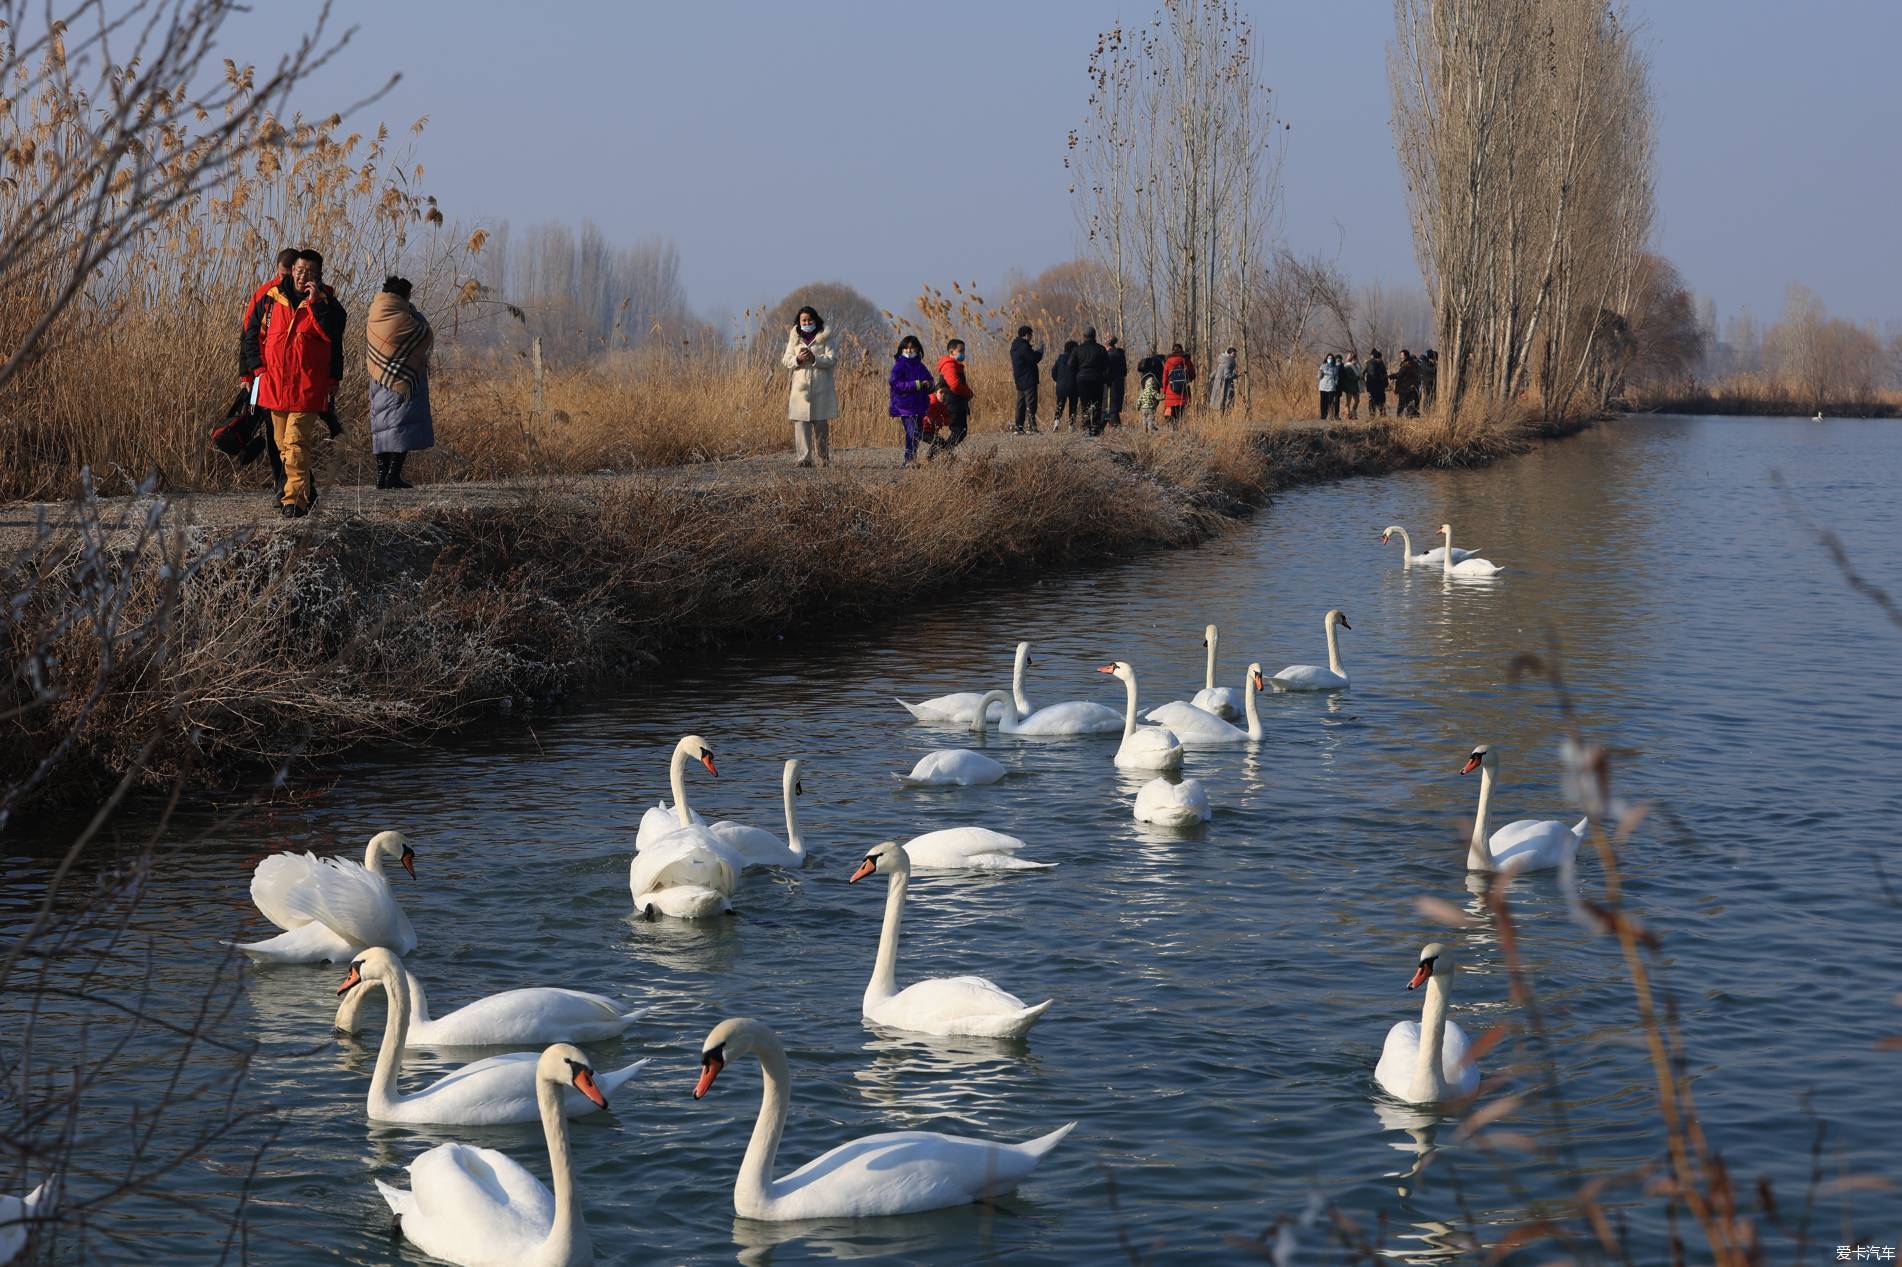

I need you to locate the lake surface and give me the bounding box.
[5,414,1899,1264]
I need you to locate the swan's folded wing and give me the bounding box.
[250,851,326,930]
[1440,1019,1479,1091]
[231,920,359,963]
[636,801,705,852]
[775,1130,1049,1219]
[706,820,791,868]
[407,1142,553,1245]
[902,827,1025,868]
[432,987,630,1041]
[889,974,1034,1019]
[631,829,739,897]
[1374,1019,1421,1096]
[1013,700,1123,735]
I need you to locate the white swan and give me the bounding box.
[0,1180,53,1265]
[893,750,1006,787]
[1271,610,1351,691]
[1381,524,1476,567]
[339,948,644,1126]
[707,759,808,869]
[1142,664,1265,746]
[376,1043,604,1267]
[1191,624,1243,719]
[334,960,645,1048]
[966,689,1123,738]
[902,827,1054,872]
[1133,777,1211,826]
[635,734,719,850]
[897,641,1032,724]
[693,1017,1074,1220]
[631,735,741,918]
[235,830,417,963]
[848,841,1052,1039]
[1437,524,1504,577]
[1097,661,1183,771]
[1375,942,1481,1103]
[1461,744,1586,873]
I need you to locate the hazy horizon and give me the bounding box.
[239,0,1897,334]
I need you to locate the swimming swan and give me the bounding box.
[334,960,645,1048]
[1097,661,1183,771]
[1133,777,1212,826]
[966,689,1123,738]
[1437,524,1504,578]
[901,827,1054,871]
[1460,744,1586,873]
[1142,664,1266,745]
[707,759,809,869]
[898,642,1033,724]
[1375,942,1481,1104]
[692,1017,1074,1220]
[1271,611,1351,691]
[236,831,417,964]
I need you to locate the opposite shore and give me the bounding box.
[2,415,1589,823]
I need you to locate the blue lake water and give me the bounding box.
[4,414,1899,1263]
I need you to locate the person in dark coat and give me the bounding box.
[1105,336,1128,426]
[1363,349,1389,417]
[1136,348,1165,387]
[888,334,935,466]
[1008,325,1043,434]
[1069,326,1109,435]
[1394,349,1422,417]
[1421,349,1439,411]
[1051,339,1079,430]
[1338,353,1362,421]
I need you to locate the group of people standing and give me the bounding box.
[1316,347,1436,420]
[230,247,436,517]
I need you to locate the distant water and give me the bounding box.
[5,414,1898,1263]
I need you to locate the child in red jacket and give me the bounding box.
[932,338,975,456]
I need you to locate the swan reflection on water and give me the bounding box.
[731,1202,1026,1267]
[1377,1219,1483,1264]
[852,1027,1039,1130]
[620,904,746,974]
[1371,1100,1448,1197]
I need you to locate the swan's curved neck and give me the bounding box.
[1440,528,1455,574]
[737,1030,792,1217]
[1204,630,1218,691]
[971,689,1015,733]
[336,964,431,1032]
[866,867,908,1004]
[362,840,385,876]
[1011,644,1032,715]
[1392,527,1413,557]
[1468,763,1496,870]
[1324,620,1346,678]
[1411,972,1454,1101]
[366,971,412,1116]
[1119,673,1139,740]
[1242,670,1262,740]
[669,742,694,827]
[538,1072,588,1261]
[782,764,803,856]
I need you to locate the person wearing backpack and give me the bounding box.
[1363,348,1390,417]
[1161,343,1195,422]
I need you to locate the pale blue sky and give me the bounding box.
[250,1,1896,330]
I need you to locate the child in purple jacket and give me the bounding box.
[888,334,935,467]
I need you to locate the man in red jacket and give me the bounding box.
[239,247,299,499]
[249,249,346,517]
[936,337,974,452]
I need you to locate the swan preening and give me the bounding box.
[1272,610,1352,691]
[898,641,1032,723]
[850,842,1051,1038]
[693,1018,1074,1221]
[339,948,645,1127]
[1381,525,1477,568]
[237,831,417,964]
[1098,661,1184,771]
[893,749,1007,787]
[1436,524,1504,578]
[1133,777,1212,826]
[376,1042,605,1267]
[1375,942,1480,1104]
[631,735,740,918]
[1144,664,1266,745]
[902,827,1054,871]
[968,688,1124,737]
[1461,744,1586,873]
[1192,624,1244,720]
[334,959,645,1048]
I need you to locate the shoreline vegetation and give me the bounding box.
[1623,391,1901,419]
[1,413,1583,824]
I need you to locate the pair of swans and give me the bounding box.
[1461,744,1586,873]
[897,641,1032,723]
[850,841,1051,1039]
[1375,942,1481,1103]
[236,830,416,964]
[965,687,1123,738]
[338,948,645,1126]
[1144,664,1266,746]
[694,1018,1073,1221]
[632,737,809,918]
[635,738,809,871]
[377,1042,606,1267]
[335,958,644,1048]
[1383,523,1503,577]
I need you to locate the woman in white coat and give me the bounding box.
[781,305,839,468]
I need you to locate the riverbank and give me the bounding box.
[0,414,1588,820]
[1623,392,1900,419]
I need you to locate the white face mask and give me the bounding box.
[902,348,920,359]
[799,322,816,335]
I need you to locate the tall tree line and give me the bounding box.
[478,221,692,362]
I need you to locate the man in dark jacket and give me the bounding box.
[1105,336,1128,427]
[240,247,299,500]
[1421,349,1439,411]
[1070,326,1109,435]
[1009,326,1043,434]
[1394,349,1422,417]
[1363,349,1389,417]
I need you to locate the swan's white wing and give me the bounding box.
[1115,725,1183,770]
[636,801,703,851]
[768,1124,1072,1221]
[249,851,326,930]
[1440,1019,1479,1095]
[879,973,1035,1022]
[1142,702,1245,745]
[391,1051,608,1126]
[400,1142,553,1258]
[418,987,639,1046]
[1009,700,1124,736]
[1374,1020,1420,1099]
[631,828,739,897]
[895,750,1006,786]
[1487,818,1582,873]
[1447,556,1504,577]
[1190,686,1242,720]
[279,858,414,954]
[1134,777,1210,825]
[902,828,1023,868]
[898,691,998,723]
[1271,664,1347,691]
[230,920,360,964]
[706,820,797,869]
